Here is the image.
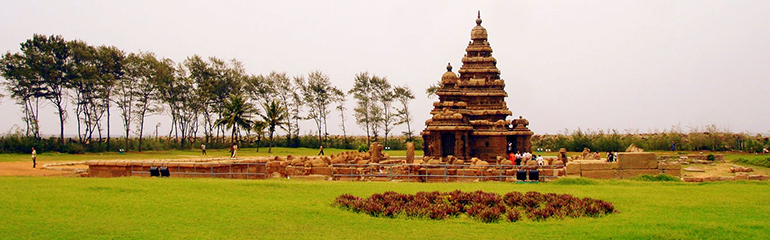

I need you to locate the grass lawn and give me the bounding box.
[0,147,424,163]
[1,177,768,239]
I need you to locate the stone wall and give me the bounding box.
[86,151,567,182]
[566,152,681,179]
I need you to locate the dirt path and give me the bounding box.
[0,162,82,177]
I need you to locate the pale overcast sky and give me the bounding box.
[1,0,769,137]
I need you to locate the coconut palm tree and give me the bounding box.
[215,94,256,144]
[259,100,288,153]
[252,120,267,152]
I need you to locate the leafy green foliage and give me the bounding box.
[631,174,681,182]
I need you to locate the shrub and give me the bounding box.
[334,190,617,223]
[357,144,369,152]
[631,174,680,182]
[505,208,522,222]
[707,154,716,161]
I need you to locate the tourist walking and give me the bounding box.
[670,141,676,151]
[318,145,325,156]
[201,143,207,155]
[31,147,36,168]
[230,144,238,159]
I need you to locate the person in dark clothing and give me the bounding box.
[318,145,325,156]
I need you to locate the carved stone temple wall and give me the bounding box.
[421,12,533,161]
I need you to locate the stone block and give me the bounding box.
[703,176,718,182]
[683,177,703,182]
[617,152,658,169]
[718,176,735,181]
[457,169,479,176]
[658,162,681,170]
[406,142,414,163]
[734,173,748,180]
[581,170,614,179]
[565,163,581,175]
[580,162,619,171]
[312,167,333,176]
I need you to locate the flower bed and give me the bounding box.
[333,190,617,223]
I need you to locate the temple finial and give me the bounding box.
[446,62,452,72]
[476,11,482,25]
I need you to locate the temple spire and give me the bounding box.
[476,11,482,25]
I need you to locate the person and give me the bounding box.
[201,143,207,155]
[514,151,522,165]
[763,147,769,154]
[31,147,37,168]
[318,145,325,156]
[536,155,544,165]
[232,144,238,158]
[671,141,676,151]
[607,151,614,162]
[614,151,618,161]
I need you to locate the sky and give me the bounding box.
[1,0,769,138]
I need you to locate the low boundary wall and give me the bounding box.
[86,159,566,182]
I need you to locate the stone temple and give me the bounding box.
[421,12,533,161]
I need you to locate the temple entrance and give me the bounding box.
[441,133,455,157]
[507,136,517,154]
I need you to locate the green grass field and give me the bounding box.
[0,147,422,163]
[1,177,768,239]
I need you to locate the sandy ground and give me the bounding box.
[0,161,84,177]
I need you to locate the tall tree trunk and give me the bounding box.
[106,99,111,151]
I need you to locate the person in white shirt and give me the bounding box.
[536,155,544,165]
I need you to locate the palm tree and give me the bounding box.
[215,94,256,144]
[259,100,288,153]
[252,120,267,152]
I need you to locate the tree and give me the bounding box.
[0,52,42,139]
[393,85,415,141]
[270,72,299,147]
[67,40,101,145]
[371,76,393,147]
[252,120,266,152]
[115,53,141,151]
[95,45,125,151]
[298,70,340,146]
[21,34,71,144]
[184,55,215,143]
[215,94,256,144]
[259,100,288,153]
[332,88,348,148]
[128,52,163,151]
[349,72,385,145]
[426,79,442,98]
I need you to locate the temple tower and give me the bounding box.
[421,12,533,161]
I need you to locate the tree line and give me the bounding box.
[0,34,416,153]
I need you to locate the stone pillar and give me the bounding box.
[406,142,415,163]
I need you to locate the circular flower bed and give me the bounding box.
[333,190,618,223]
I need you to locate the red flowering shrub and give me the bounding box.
[332,190,618,223]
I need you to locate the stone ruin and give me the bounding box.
[566,152,682,179]
[420,12,533,162]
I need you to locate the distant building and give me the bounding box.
[421,12,533,161]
